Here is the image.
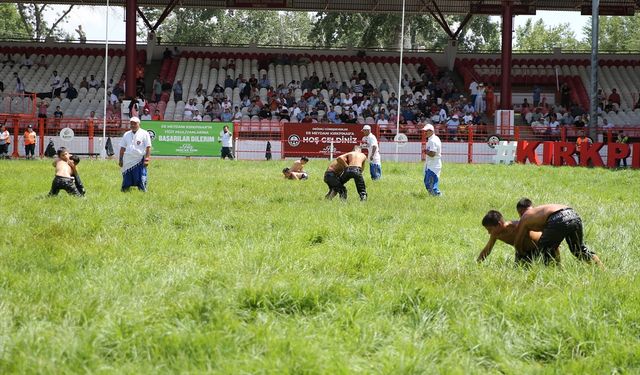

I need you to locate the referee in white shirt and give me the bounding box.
[219,125,234,160]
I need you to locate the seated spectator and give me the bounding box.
[278,105,290,121]
[221,108,233,122]
[54,106,64,127]
[192,110,203,122]
[38,101,48,119]
[78,77,89,90]
[36,55,48,68]
[378,78,389,92]
[377,114,390,135]
[446,115,460,139]
[258,74,271,89]
[195,91,206,105]
[522,98,530,109]
[152,109,163,121]
[184,99,197,119]
[61,77,71,97]
[66,83,78,100]
[301,113,313,123]
[224,75,234,89]
[547,115,560,137]
[88,75,100,89]
[327,107,339,124]
[163,48,172,60]
[221,98,232,111]
[140,108,152,121]
[233,106,242,121]
[258,106,271,119]
[20,54,33,69]
[608,88,621,107]
[109,91,119,106]
[462,111,473,124]
[358,68,367,81]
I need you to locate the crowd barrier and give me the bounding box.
[1,117,638,168]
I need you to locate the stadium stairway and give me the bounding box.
[144,59,163,99]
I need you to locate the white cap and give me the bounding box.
[362,125,372,131]
[422,124,435,132]
[129,116,141,124]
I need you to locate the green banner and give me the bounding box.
[142,121,233,157]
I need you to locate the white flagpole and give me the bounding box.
[101,0,110,159]
[395,0,406,162]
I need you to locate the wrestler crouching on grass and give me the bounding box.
[477,210,559,263]
[514,198,604,268]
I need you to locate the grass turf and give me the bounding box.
[1,159,639,373]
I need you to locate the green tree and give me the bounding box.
[0,4,31,39]
[310,12,499,51]
[582,16,640,51]
[459,16,501,52]
[15,3,74,41]
[144,8,313,46]
[515,19,586,52]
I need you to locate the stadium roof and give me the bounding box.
[3,0,639,15]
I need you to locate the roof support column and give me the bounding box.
[126,0,137,98]
[500,0,513,109]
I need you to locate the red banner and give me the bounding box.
[282,123,375,158]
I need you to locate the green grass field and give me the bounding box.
[1,159,639,373]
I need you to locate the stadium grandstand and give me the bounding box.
[1,0,639,162]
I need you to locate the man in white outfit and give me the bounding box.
[119,117,152,192]
[361,125,381,180]
[422,123,442,196]
[219,125,234,160]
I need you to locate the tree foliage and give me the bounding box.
[309,12,500,51]
[0,4,31,40]
[142,9,499,52]
[514,19,586,52]
[145,9,313,46]
[15,4,74,41]
[582,16,640,51]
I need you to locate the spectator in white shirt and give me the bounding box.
[140,108,152,121]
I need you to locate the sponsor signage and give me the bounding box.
[282,123,374,157]
[517,140,640,169]
[142,121,233,157]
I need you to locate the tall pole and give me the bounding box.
[396,0,406,137]
[125,0,137,98]
[589,0,599,136]
[500,0,513,110]
[395,0,406,162]
[101,0,110,159]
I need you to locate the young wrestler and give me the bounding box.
[69,155,86,195]
[324,156,348,200]
[48,147,81,196]
[338,145,368,201]
[514,198,604,268]
[282,167,308,180]
[477,210,559,263]
[290,156,309,174]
